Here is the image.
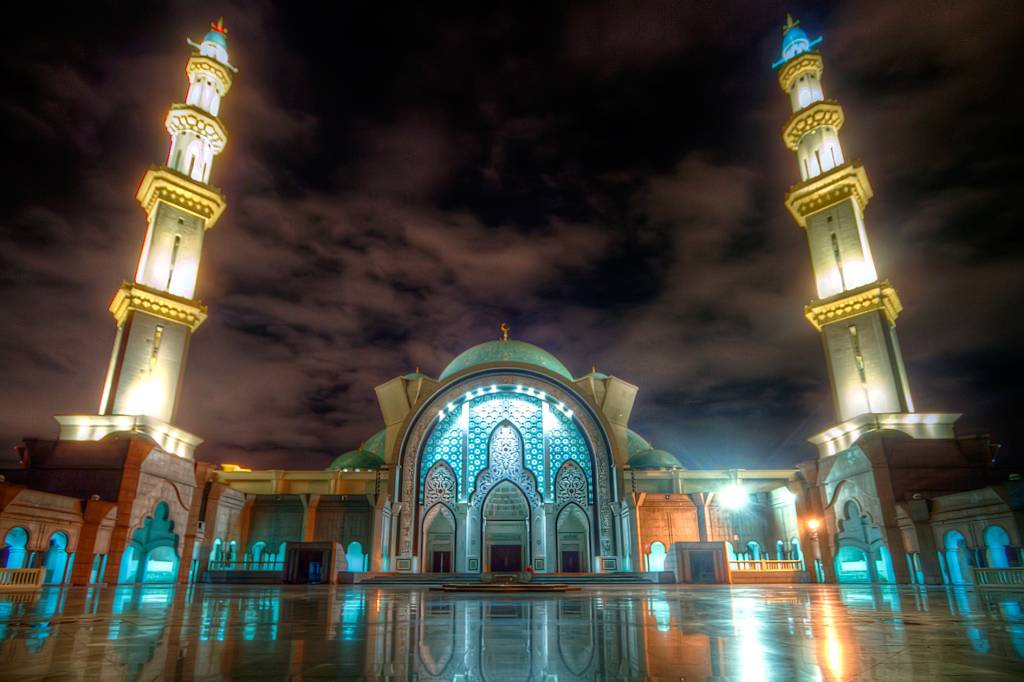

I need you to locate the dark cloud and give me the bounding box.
[0,1,1020,470]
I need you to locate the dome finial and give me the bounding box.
[783,13,798,35]
[499,322,510,341]
[211,17,228,35]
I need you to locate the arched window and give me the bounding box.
[43,532,70,584]
[2,527,29,569]
[983,526,1012,569]
[944,530,971,585]
[346,541,366,572]
[746,541,761,560]
[648,541,667,572]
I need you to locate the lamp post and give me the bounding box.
[807,518,823,583]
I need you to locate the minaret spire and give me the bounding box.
[56,21,238,459]
[772,17,958,457]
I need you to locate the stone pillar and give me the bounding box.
[369,496,390,572]
[177,463,213,584]
[688,493,711,543]
[900,498,944,584]
[70,497,117,586]
[237,495,256,558]
[455,503,468,572]
[105,437,157,583]
[301,494,320,542]
[533,505,547,571]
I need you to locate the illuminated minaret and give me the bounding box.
[57,20,237,458]
[773,16,956,456]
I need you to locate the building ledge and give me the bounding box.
[808,412,961,459]
[53,414,202,460]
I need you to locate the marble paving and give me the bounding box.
[1,583,1023,680]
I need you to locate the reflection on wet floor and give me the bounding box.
[1,584,1023,680]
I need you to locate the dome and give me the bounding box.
[780,15,811,61]
[439,339,573,381]
[628,448,684,470]
[328,449,384,471]
[203,29,228,49]
[626,429,652,458]
[362,429,387,457]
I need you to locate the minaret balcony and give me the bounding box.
[777,51,823,92]
[109,281,208,331]
[784,161,873,227]
[164,104,228,153]
[804,280,902,331]
[781,99,843,150]
[186,55,234,94]
[136,166,227,229]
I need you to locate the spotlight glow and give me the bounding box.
[720,485,749,511]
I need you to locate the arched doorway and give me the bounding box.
[834,499,890,583]
[120,501,180,583]
[647,541,667,572]
[984,526,1012,569]
[834,544,871,582]
[346,541,367,572]
[3,527,29,569]
[43,532,70,584]
[556,504,590,573]
[143,546,178,583]
[422,504,456,573]
[944,530,972,585]
[482,481,530,572]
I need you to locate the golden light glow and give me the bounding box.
[784,162,873,227]
[221,463,252,472]
[807,518,820,531]
[804,280,902,331]
[782,99,844,150]
[136,166,227,229]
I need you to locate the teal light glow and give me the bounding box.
[418,387,593,502]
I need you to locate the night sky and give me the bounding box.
[1,1,1021,470]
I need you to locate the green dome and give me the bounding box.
[626,429,652,457]
[328,449,384,471]
[628,448,684,470]
[362,429,387,457]
[439,339,573,381]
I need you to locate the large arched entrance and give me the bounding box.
[395,371,620,573]
[482,481,530,572]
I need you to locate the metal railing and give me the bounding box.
[207,560,284,572]
[0,568,45,591]
[974,567,1024,587]
[730,559,804,572]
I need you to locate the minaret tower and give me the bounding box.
[56,20,237,458]
[773,16,957,456]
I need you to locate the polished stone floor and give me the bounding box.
[1,584,1023,680]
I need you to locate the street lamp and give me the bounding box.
[806,518,823,582]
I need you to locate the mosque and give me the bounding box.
[1,17,1021,590]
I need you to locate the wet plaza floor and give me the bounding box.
[1,584,1023,680]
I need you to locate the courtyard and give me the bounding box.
[0,584,1022,679]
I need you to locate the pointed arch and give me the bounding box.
[422,460,458,507]
[421,503,457,573]
[554,460,588,507]
[555,501,591,573]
